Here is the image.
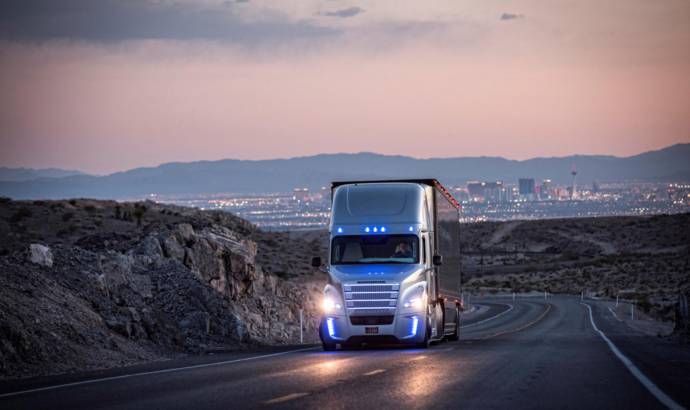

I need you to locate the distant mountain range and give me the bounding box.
[0,167,88,182]
[1,144,688,199]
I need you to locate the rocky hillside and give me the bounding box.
[459,214,690,321]
[0,198,327,379]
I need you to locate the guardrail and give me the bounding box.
[461,288,686,330]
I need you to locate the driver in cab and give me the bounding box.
[392,242,413,259]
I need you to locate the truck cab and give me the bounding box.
[314,179,462,350]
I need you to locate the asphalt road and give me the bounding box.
[2,296,688,409]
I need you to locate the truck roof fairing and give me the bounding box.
[331,179,460,210]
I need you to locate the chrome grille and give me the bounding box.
[348,300,395,308]
[348,292,398,300]
[345,284,397,293]
[344,283,399,310]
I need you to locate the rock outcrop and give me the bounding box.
[0,199,326,379]
[29,244,53,267]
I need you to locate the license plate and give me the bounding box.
[365,327,379,334]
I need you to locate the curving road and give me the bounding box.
[2,296,688,409]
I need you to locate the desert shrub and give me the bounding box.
[0,197,11,204]
[133,204,147,226]
[84,205,96,212]
[10,207,32,222]
[638,297,653,314]
[68,199,77,206]
[62,212,74,222]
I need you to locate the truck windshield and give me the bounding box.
[331,235,419,265]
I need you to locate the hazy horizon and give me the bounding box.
[2,143,688,177]
[1,1,688,174]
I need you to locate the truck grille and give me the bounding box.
[344,283,399,310]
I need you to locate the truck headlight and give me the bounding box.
[401,283,425,311]
[322,285,344,314]
[403,297,422,309]
[322,296,342,312]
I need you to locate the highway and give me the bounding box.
[2,296,688,409]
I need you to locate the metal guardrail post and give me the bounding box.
[299,308,304,344]
[631,302,635,321]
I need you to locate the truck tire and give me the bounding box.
[447,307,460,341]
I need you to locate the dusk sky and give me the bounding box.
[1,0,688,174]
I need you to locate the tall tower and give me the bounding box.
[570,165,578,200]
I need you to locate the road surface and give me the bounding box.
[2,296,688,409]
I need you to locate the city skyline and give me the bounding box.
[1,1,689,174]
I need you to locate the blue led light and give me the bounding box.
[337,227,343,233]
[408,226,414,232]
[380,227,386,233]
[411,316,419,336]
[365,227,370,233]
[327,317,336,338]
[373,227,378,233]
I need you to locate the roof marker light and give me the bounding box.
[408,226,414,232]
[373,227,378,233]
[365,227,370,233]
[337,227,343,234]
[380,227,386,233]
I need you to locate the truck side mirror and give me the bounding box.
[311,256,322,268]
[433,254,443,266]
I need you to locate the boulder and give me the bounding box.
[29,244,53,267]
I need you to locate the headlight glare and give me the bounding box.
[404,297,422,309]
[322,295,342,313]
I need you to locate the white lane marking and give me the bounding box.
[608,306,623,322]
[581,303,684,410]
[460,304,514,329]
[264,392,309,404]
[363,369,386,376]
[0,346,320,399]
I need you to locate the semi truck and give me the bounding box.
[312,179,462,350]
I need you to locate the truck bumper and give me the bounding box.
[319,313,426,346]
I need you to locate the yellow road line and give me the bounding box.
[263,392,310,404]
[478,303,553,340]
[363,369,386,376]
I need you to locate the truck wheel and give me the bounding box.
[322,343,337,351]
[447,307,460,341]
